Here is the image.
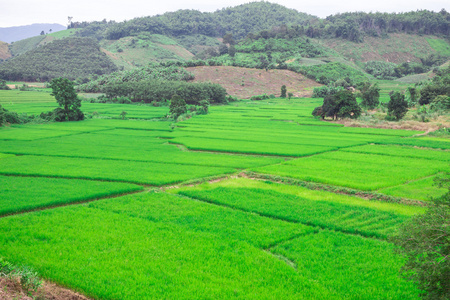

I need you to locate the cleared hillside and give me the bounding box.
[0,41,10,60]
[320,34,448,65]
[187,66,321,98]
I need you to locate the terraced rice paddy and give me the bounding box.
[1,94,447,299]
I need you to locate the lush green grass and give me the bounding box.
[177,186,408,239]
[0,175,143,216]
[0,131,282,168]
[184,178,425,216]
[342,144,450,161]
[376,136,450,149]
[379,175,447,201]
[255,151,448,192]
[0,127,79,140]
[0,204,339,300]
[0,155,236,185]
[271,230,419,299]
[0,90,54,104]
[89,192,314,248]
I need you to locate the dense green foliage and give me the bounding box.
[358,82,380,109]
[103,80,227,104]
[418,65,450,105]
[104,2,314,40]
[388,92,409,120]
[77,63,194,93]
[169,94,187,119]
[289,62,368,85]
[391,174,450,299]
[0,37,117,81]
[49,78,84,121]
[364,61,397,80]
[313,90,362,120]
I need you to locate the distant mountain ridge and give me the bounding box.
[0,23,66,43]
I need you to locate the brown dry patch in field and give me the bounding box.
[0,41,11,60]
[334,117,450,132]
[186,66,321,98]
[158,44,194,60]
[0,277,91,300]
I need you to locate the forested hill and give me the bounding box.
[0,37,117,81]
[86,2,316,40]
[71,3,450,43]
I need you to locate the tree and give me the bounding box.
[0,104,5,126]
[228,45,236,57]
[407,87,418,105]
[388,92,408,120]
[281,85,287,98]
[218,44,228,56]
[0,80,10,90]
[169,94,187,120]
[313,90,361,120]
[49,78,84,121]
[391,173,450,300]
[358,82,380,109]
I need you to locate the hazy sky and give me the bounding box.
[1,0,448,27]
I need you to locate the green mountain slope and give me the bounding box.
[0,37,117,81]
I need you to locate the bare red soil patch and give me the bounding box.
[0,277,91,300]
[186,66,321,98]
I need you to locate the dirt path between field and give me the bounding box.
[0,277,91,300]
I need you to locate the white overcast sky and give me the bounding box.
[1,0,448,28]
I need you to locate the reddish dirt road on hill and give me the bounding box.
[186,66,321,99]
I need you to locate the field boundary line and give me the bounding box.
[244,172,428,207]
[173,192,390,240]
[0,189,146,219]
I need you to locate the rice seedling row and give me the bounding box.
[0,175,143,216]
[255,151,449,191]
[177,187,408,239]
[270,230,419,299]
[0,204,339,300]
[0,155,236,185]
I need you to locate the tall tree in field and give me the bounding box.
[49,77,84,121]
[391,173,450,300]
[388,92,408,120]
[281,85,287,98]
[358,82,380,109]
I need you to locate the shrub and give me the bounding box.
[169,94,187,120]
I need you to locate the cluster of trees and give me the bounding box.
[325,10,450,39]
[104,2,313,40]
[312,90,362,120]
[76,63,194,93]
[0,38,117,82]
[103,80,227,105]
[418,65,450,105]
[364,56,448,80]
[292,62,369,85]
[312,84,410,121]
[74,3,448,45]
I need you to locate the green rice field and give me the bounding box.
[1,92,447,299]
